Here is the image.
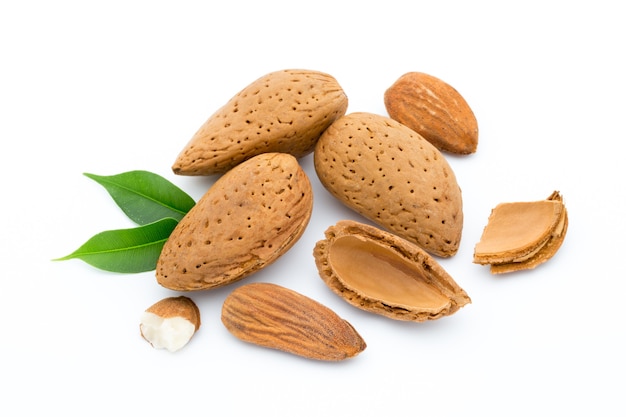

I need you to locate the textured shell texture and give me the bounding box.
[172,69,348,176]
[314,112,463,257]
[157,153,313,291]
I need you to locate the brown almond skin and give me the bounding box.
[314,112,463,257]
[144,296,201,331]
[314,220,471,322]
[172,69,348,176]
[221,282,366,361]
[384,72,478,154]
[156,153,313,291]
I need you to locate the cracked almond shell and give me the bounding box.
[313,220,471,322]
[473,191,568,274]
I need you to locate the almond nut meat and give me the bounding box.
[473,191,568,274]
[172,69,348,176]
[313,112,463,257]
[384,72,478,154]
[314,220,471,322]
[221,282,366,361]
[139,296,201,352]
[156,152,313,291]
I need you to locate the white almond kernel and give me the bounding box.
[139,296,201,352]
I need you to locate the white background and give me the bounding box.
[2,1,624,416]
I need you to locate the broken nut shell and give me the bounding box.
[314,220,471,322]
[473,191,568,274]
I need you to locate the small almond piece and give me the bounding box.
[140,296,201,352]
[473,191,568,273]
[384,72,478,154]
[314,220,471,322]
[221,282,366,361]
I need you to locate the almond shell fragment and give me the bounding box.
[313,220,471,322]
[473,191,568,274]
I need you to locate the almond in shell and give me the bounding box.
[221,282,366,361]
[384,72,478,154]
[314,112,463,257]
[314,220,470,321]
[172,69,348,176]
[156,152,313,291]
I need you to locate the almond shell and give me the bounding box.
[314,220,471,322]
[157,152,313,291]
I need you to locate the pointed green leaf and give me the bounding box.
[53,218,179,273]
[84,170,195,225]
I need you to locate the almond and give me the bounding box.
[384,72,478,154]
[221,282,366,361]
[139,296,201,352]
[473,191,568,274]
[314,220,470,321]
[172,69,348,176]
[313,112,463,257]
[156,152,313,291]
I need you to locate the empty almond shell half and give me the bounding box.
[313,220,471,322]
[473,191,568,274]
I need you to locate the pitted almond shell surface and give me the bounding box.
[314,112,463,257]
[172,69,348,176]
[474,191,568,274]
[221,282,366,361]
[314,220,471,322]
[156,152,313,291]
[384,72,478,154]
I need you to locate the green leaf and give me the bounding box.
[53,218,179,273]
[84,170,195,225]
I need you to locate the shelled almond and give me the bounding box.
[221,282,366,361]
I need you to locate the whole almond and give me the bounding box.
[172,69,348,176]
[221,282,366,361]
[314,220,470,322]
[314,112,463,257]
[384,72,478,154]
[156,152,313,291]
